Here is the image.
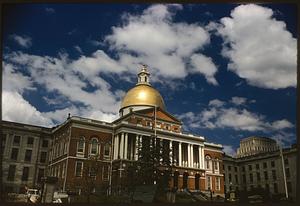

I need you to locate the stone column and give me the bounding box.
[169,140,173,164]
[120,133,124,159]
[179,142,182,167]
[134,135,139,160]
[198,146,201,169]
[201,146,205,169]
[188,145,190,167]
[191,144,194,168]
[115,135,119,159]
[124,133,128,159]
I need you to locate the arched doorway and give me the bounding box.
[195,173,200,190]
[183,172,189,189]
[173,171,179,188]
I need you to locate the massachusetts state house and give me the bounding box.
[2,66,224,197]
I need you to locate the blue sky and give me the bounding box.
[2,3,297,156]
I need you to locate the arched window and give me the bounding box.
[77,137,85,154]
[90,138,98,155]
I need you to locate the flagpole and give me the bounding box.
[277,139,288,199]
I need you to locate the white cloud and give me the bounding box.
[74,45,83,54]
[10,34,32,48]
[217,4,297,89]
[208,99,225,107]
[104,4,217,82]
[2,91,53,127]
[230,97,247,105]
[4,51,123,125]
[2,62,35,94]
[178,97,294,132]
[222,145,236,157]
[190,54,218,85]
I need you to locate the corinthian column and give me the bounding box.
[179,142,182,167]
[124,133,128,159]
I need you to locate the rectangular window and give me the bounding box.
[284,158,289,165]
[287,182,292,193]
[102,165,109,181]
[242,166,245,172]
[21,167,29,181]
[257,172,261,181]
[104,144,110,156]
[234,167,237,172]
[249,173,253,183]
[215,177,221,191]
[248,165,252,171]
[27,137,34,145]
[271,161,275,167]
[272,170,276,180]
[265,184,269,192]
[228,166,231,171]
[263,162,267,169]
[7,165,16,181]
[89,167,96,178]
[242,174,246,183]
[235,175,238,183]
[37,168,44,183]
[42,140,49,148]
[40,152,47,163]
[214,162,219,170]
[256,164,260,170]
[229,173,232,182]
[264,171,268,180]
[206,176,212,190]
[13,135,21,145]
[75,161,83,177]
[25,150,32,162]
[273,183,278,193]
[11,148,19,160]
[285,168,290,178]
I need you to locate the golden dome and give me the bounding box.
[120,84,165,111]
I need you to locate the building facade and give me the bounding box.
[1,66,225,197]
[223,137,297,200]
[2,121,52,193]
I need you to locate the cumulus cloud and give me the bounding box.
[10,34,32,48]
[217,4,297,89]
[3,51,123,126]
[177,97,293,132]
[2,91,53,127]
[104,4,217,82]
[230,97,247,105]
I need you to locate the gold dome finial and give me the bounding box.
[119,65,166,112]
[137,64,150,86]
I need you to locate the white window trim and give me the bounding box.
[104,144,110,157]
[215,177,221,191]
[206,176,212,190]
[89,138,99,156]
[77,137,85,156]
[75,161,83,177]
